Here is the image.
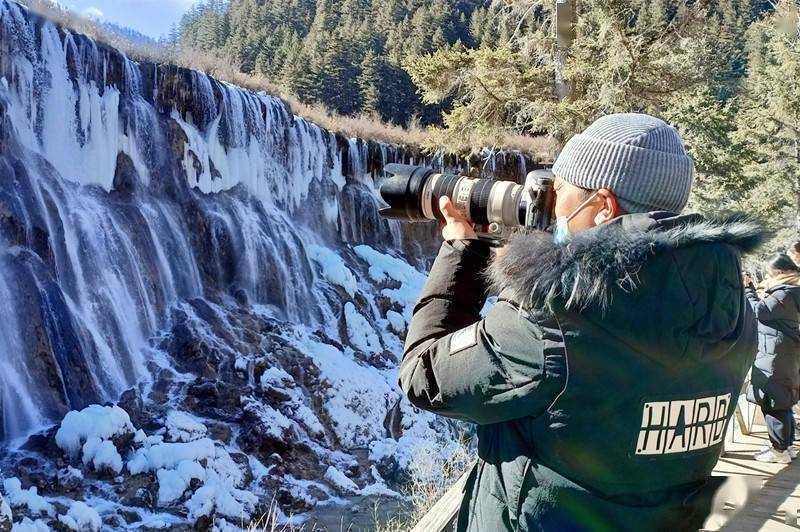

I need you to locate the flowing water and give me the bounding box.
[0,0,534,445]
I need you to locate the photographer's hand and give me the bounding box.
[439,196,477,241]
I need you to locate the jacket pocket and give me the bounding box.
[512,458,533,531]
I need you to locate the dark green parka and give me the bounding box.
[399,212,762,532]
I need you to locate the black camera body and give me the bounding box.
[378,164,555,245]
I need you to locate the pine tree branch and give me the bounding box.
[471,75,505,104]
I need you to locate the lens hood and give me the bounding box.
[379,164,434,220]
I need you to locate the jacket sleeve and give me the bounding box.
[398,239,561,425]
[746,286,791,322]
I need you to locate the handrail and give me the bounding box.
[410,467,472,532]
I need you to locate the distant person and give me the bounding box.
[400,113,762,531]
[792,241,800,438]
[745,253,800,463]
[788,242,800,267]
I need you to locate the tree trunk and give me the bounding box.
[796,139,800,237]
[554,0,576,101]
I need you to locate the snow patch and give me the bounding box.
[128,438,216,475]
[241,398,293,440]
[344,302,382,354]
[125,424,259,524]
[58,501,101,531]
[358,466,401,498]
[324,466,358,494]
[292,404,326,437]
[2,478,53,517]
[185,448,259,523]
[11,518,50,532]
[157,460,206,504]
[81,437,123,473]
[65,467,83,480]
[353,245,426,321]
[54,405,134,471]
[287,331,399,448]
[165,410,207,443]
[259,366,293,390]
[185,483,258,524]
[254,369,326,437]
[308,245,357,297]
[386,310,406,333]
[369,438,398,465]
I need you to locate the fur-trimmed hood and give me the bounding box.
[489,212,767,312]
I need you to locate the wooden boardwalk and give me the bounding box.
[707,414,800,531]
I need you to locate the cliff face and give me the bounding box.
[0,1,536,528]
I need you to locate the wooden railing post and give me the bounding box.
[410,467,473,532]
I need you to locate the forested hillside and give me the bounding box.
[178,0,489,126]
[179,0,797,239]
[404,0,796,231]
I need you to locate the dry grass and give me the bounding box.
[243,499,321,532]
[242,432,475,532]
[372,433,474,532]
[487,133,558,161]
[17,0,554,159]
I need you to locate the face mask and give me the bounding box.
[552,191,600,246]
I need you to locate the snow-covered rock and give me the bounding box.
[386,310,407,333]
[290,333,399,448]
[354,245,427,321]
[185,482,258,524]
[165,411,207,443]
[10,518,49,532]
[344,302,382,354]
[128,439,216,475]
[55,405,134,456]
[2,479,53,517]
[259,366,294,390]
[358,465,402,498]
[324,466,358,495]
[240,398,294,442]
[0,492,11,529]
[58,501,101,532]
[54,405,134,474]
[156,460,206,504]
[308,245,358,297]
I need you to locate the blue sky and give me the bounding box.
[59,0,202,39]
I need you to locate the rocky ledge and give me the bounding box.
[0,244,464,531]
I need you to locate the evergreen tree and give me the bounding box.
[178,0,485,122]
[358,49,381,116]
[405,0,749,149]
[174,0,795,237]
[735,1,800,235]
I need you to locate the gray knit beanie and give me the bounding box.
[551,113,694,214]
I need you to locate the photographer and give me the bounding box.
[399,114,763,531]
[745,254,800,463]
